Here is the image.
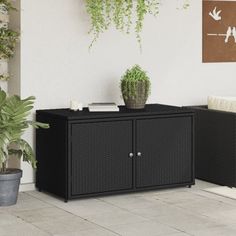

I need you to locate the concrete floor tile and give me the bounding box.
[153,210,223,232]
[58,200,122,217]
[154,191,207,205]
[175,198,236,215]
[193,190,236,206]
[99,195,161,210]
[167,234,191,236]
[28,191,123,217]
[83,210,148,228]
[33,216,96,235]
[191,180,219,190]
[13,207,73,223]
[108,220,180,236]
[128,202,186,220]
[0,212,23,226]
[2,180,236,236]
[188,226,236,236]
[53,227,119,236]
[203,208,236,225]
[27,191,66,205]
[0,222,51,236]
[3,192,51,213]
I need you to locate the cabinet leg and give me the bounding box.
[38,188,42,192]
[64,199,68,203]
[188,185,192,188]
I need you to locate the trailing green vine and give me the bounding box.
[176,0,190,10]
[86,0,159,50]
[183,0,190,10]
[0,0,19,81]
[0,0,16,13]
[0,74,9,81]
[136,0,148,50]
[86,0,189,50]
[0,28,19,59]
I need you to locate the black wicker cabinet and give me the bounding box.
[36,104,195,202]
[190,106,236,187]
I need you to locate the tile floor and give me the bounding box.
[1,180,236,236]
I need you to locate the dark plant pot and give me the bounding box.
[0,169,22,206]
[122,81,148,109]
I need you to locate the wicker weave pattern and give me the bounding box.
[36,105,194,201]
[190,106,236,187]
[136,117,192,187]
[71,121,133,195]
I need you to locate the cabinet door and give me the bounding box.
[71,120,133,195]
[136,117,193,188]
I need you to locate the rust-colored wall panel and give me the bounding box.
[203,0,236,62]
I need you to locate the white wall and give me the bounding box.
[10,0,236,184]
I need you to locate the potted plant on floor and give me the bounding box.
[0,89,49,206]
[120,65,151,109]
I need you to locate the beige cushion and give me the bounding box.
[208,96,236,113]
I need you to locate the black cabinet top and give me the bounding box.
[36,104,194,121]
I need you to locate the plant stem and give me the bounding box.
[1,161,6,173]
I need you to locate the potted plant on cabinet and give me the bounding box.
[0,89,49,206]
[121,65,151,109]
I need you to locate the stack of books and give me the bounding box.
[88,103,119,112]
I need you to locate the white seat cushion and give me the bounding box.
[208,96,236,113]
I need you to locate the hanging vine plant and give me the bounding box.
[86,0,159,50]
[0,28,19,59]
[0,0,19,81]
[0,28,19,81]
[86,0,189,50]
[0,0,16,13]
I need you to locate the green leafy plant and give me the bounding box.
[0,0,19,81]
[183,0,190,10]
[121,64,151,100]
[0,0,16,13]
[0,89,49,173]
[86,0,159,49]
[85,0,190,50]
[0,73,9,81]
[0,28,19,60]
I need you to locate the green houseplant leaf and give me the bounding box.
[0,89,49,173]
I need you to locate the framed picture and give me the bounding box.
[203,0,236,62]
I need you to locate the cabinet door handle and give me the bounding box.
[129,153,134,158]
[137,152,142,157]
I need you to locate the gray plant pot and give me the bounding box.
[0,169,22,206]
[122,81,149,109]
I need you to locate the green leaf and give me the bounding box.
[0,92,49,171]
[0,89,6,108]
[27,121,50,129]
